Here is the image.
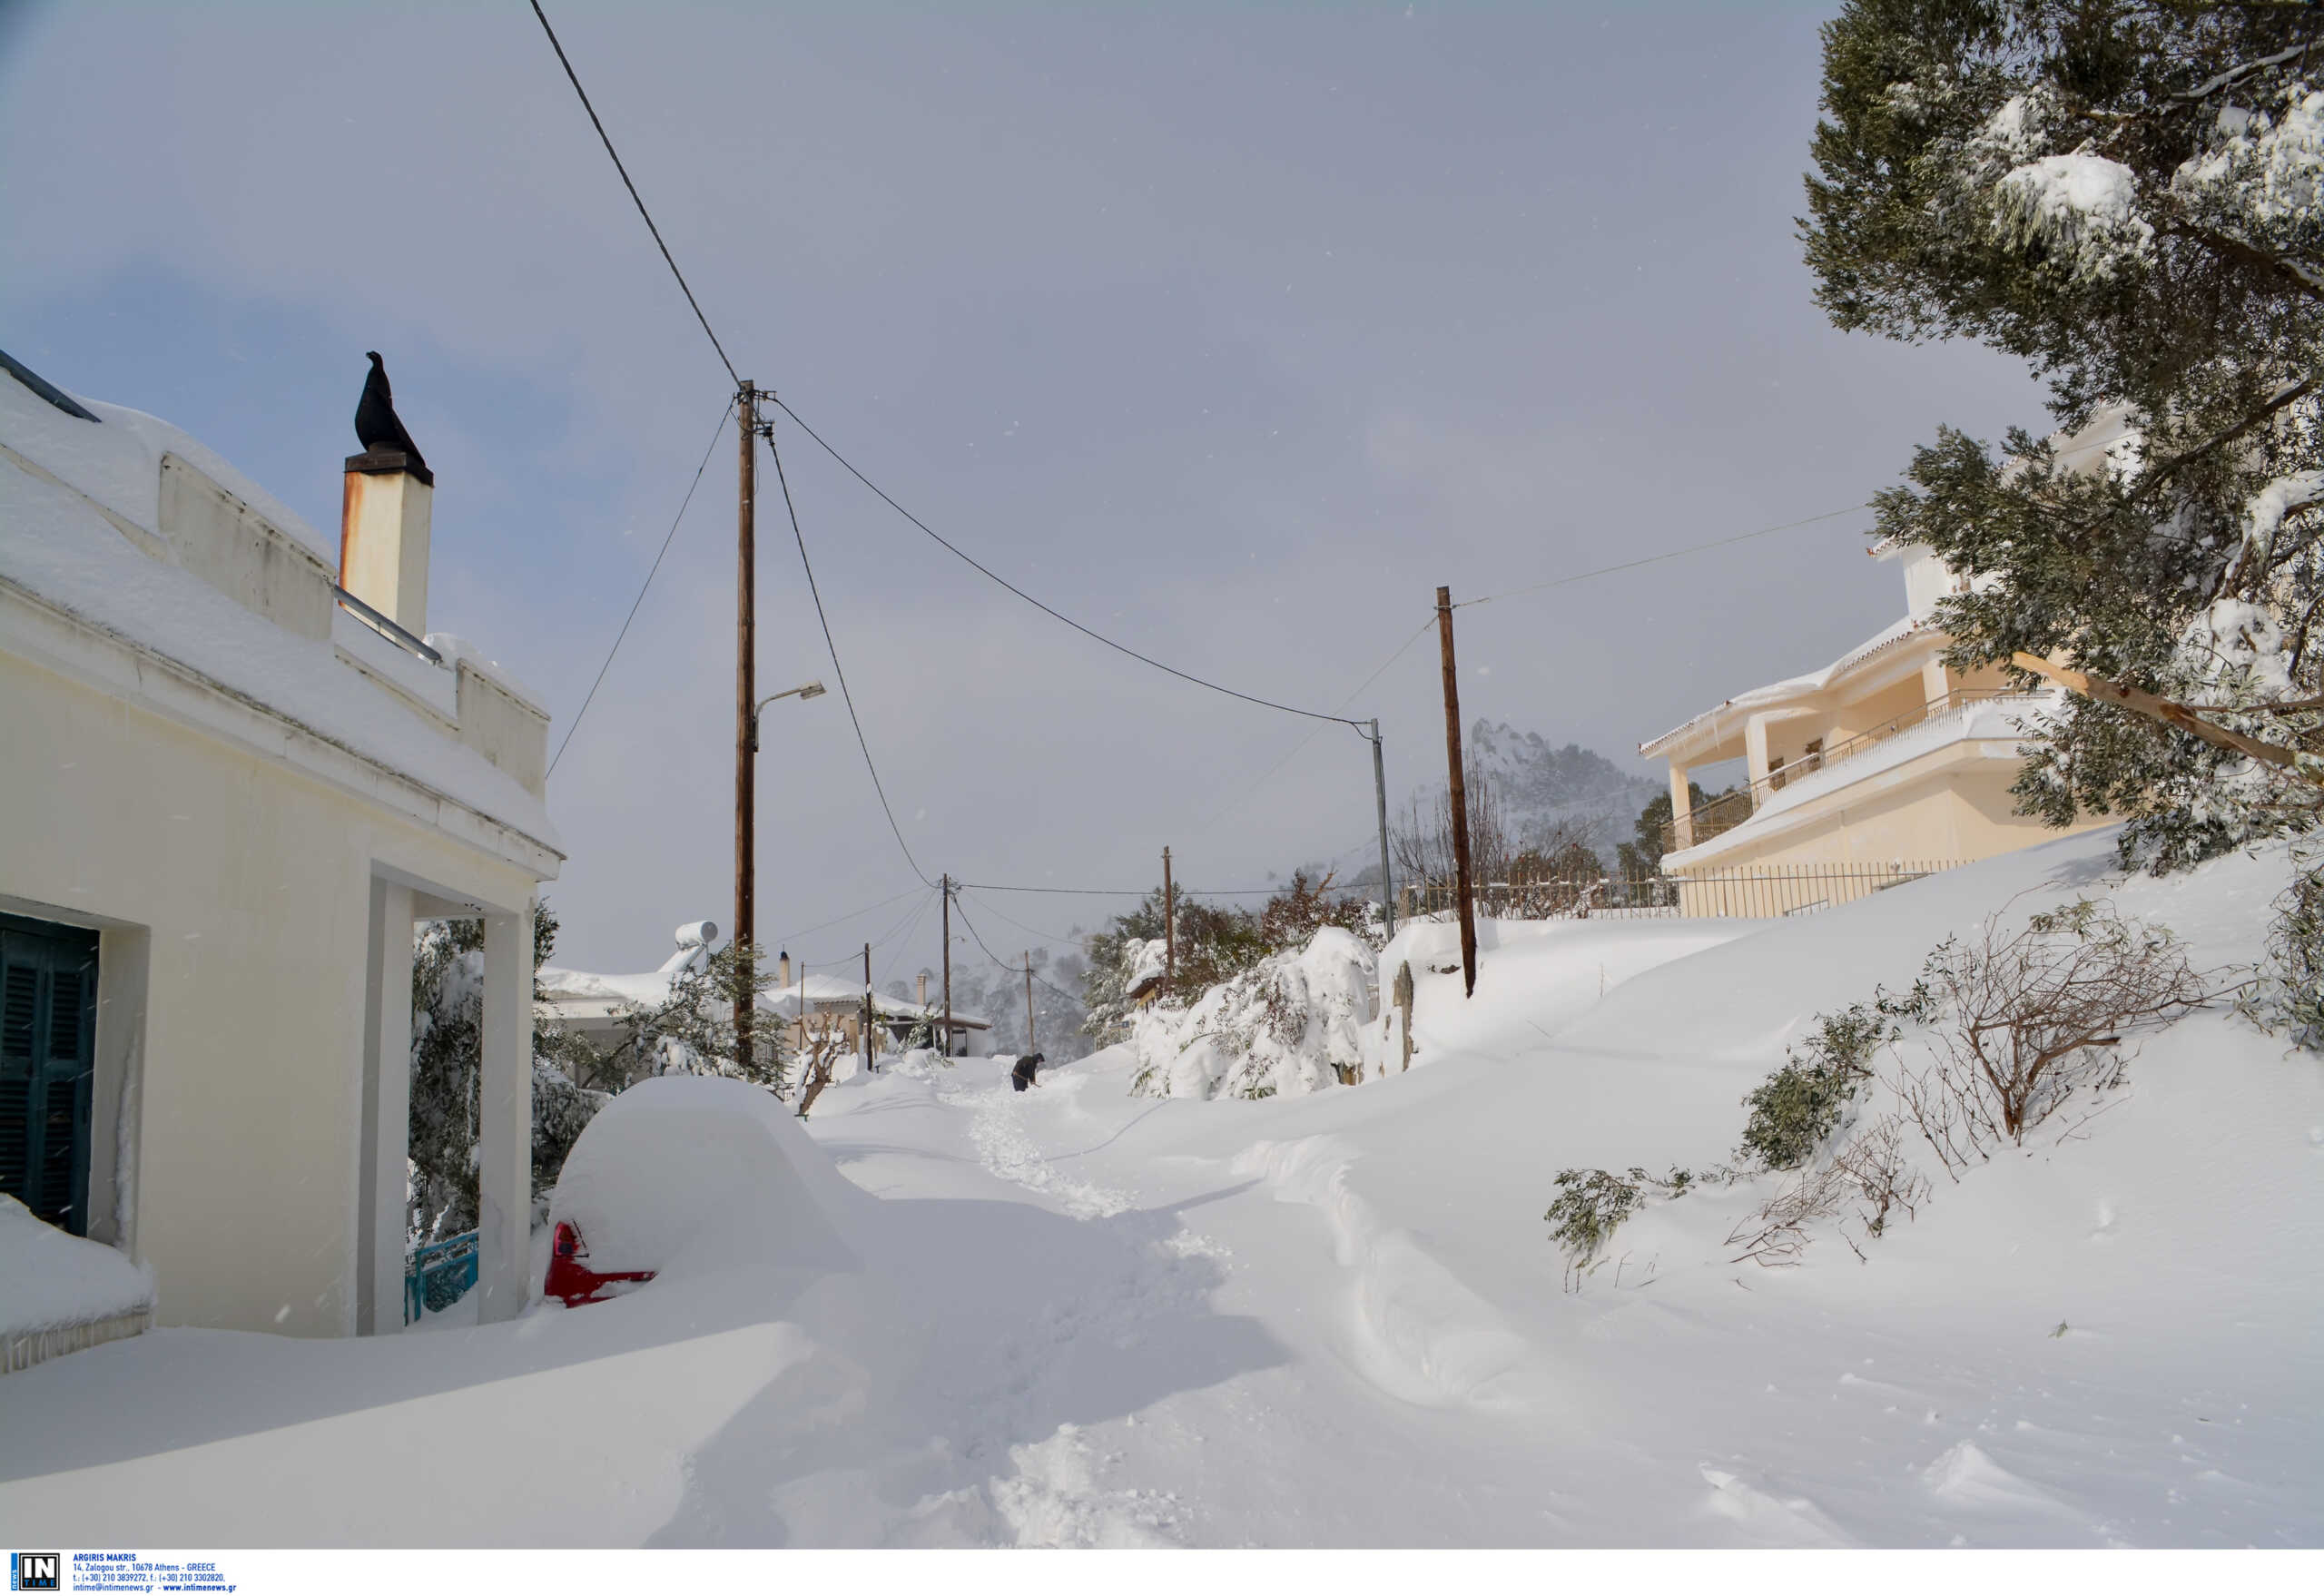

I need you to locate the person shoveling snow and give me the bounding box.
[1010,1052,1046,1092]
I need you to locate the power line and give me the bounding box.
[774,885,940,1002]
[763,425,936,888]
[527,0,740,387]
[958,889,1080,949]
[948,895,1084,1006]
[958,892,1097,1005]
[877,889,942,987]
[768,396,1368,728]
[948,892,1021,971]
[1196,611,1437,837]
[1452,504,1873,611]
[765,883,929,958]
[547,396,735,778]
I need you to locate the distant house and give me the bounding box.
[1640,473,2113,892]
[534,921,724,1087]
[0,351,559,1342]
[769,961,990,1059]
[537,936,990,1074]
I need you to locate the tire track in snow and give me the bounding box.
[933,1081,1218,1544]
[942,1082,1135,1219]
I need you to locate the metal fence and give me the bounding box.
[1400,859,1965,922]
[405,1229,479,1324]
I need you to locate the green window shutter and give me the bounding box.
[0,914,100,1234]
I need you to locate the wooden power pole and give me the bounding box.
[734,382,759,1062]
[1162,845,1176,996]
[1024,953,1035,1059]
[1436,586,1478,998]
[940,874,953,1058]
[862,941,873,1076]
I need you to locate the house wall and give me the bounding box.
[0,648,539,1337]
[1824,675,1926,749]
[1672,740,2107,876]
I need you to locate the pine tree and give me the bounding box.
[407,901,604,1245]
[608,939,788,1093]
[1617,782,1716,877]
[1804,1,2324,869]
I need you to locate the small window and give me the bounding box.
[0,913,100,1235]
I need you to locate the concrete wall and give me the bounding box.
[0,648,538,1337]
[454,660,549,797]
[157,454,335,643]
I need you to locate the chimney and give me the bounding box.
[917,970,930,1007]
[778,951,792,990]
[340,446,434,636]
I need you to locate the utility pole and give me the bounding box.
[1436,586,1478,998]
[734,382,759,1064]
[862,941,873,1076]
[1367,718,1395,937]
[1161,845,1176,996]
[940,874,953,1059]
[1023,952,1035,1059]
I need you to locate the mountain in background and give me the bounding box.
[1334,722,1664,889]
[1465,719,1661,864]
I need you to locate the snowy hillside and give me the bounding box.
[0,827,2314,1547]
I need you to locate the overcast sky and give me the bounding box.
[0,1,2045,984]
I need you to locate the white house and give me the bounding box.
[0,350,560,1341]
[537,931,990,1076]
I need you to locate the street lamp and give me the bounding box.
[748,680,825,751]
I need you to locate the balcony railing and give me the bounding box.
[1663,689,2038,855]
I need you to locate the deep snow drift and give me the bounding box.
[0,827,2316,1547]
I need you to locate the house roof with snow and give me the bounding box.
[0,356,559,870]
[536,961,990,1030]
[769,974,990,1030]
[1638,615,1926,760]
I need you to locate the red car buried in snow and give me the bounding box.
[543,1220,656,1307]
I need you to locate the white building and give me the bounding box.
[0,350,560,1339]
[537,933,990,1074]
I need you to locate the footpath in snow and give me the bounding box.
[0,827,2317,1547]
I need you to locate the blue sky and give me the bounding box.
[1,2,2044,980]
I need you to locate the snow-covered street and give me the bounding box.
[4,830,2315,1549]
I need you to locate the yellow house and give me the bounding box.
[1,351,559,1342]
[1640,539,2108,895]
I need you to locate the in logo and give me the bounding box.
[9,1554,59,1593]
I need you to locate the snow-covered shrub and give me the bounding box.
[1127,927,1377,1099]
[1736,990,1930,1170]
[1900,899,2209,1175]
[1081,890,1269,1047]
[1728,1115,1932,1268]
[1543,1167,1649,1265]
[1829,1118,1927,1240]
[1544,1165,1713,1280]
[2240,852,2324,1051]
